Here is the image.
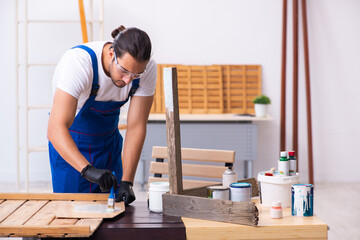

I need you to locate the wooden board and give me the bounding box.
[163,194,259,226]
[0,193,123,238]
[56,200,124,218]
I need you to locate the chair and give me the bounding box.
[149,146,235,190]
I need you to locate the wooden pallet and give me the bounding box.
[219,65,262,114]
[151,64,261,114]
[0,193,124,238]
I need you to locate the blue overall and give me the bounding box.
[49,45,139,193]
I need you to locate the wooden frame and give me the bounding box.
[0,193,124,238]
[160,67,259,226]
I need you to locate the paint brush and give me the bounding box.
[265,167,275,176]
[106,171,116,212]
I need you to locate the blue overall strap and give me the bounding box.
[72,45,99,97]
[129,78,140,96]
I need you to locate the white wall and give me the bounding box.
[0,0,359,186]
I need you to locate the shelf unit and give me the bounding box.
[15,0,104,192]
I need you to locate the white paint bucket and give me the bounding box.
[149,182,170,213]
[257,171,300,207]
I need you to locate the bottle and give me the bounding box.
[278,151,289,176]
[270,201,283,219]
[288,150,297,176]
[222,167,238,187]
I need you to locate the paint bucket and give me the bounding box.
[229,182,252,202]
[257,171,300,207]
[292,184,313,216]
[207,186,230,200]
[149,182,170,213]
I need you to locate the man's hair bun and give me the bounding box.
[111,25,126,38]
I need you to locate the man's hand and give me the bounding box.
[116,181,136,205]
[80,164,117,192]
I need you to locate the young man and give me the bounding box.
[47,26,156,205]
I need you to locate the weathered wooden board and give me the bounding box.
[164,67,183,195]
[0,193,123,238]
[163,193,259,226]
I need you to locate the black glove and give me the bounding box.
[116,181,136,205]
[80,164,117,192]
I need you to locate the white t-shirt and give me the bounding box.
[52,41,157,114]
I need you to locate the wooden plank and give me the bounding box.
[0,193,109,201]
[25,201,61,226]
[73,218,102,234]
[164,67,183,195]
[1,200,48,225]
[152,146,235,163]
[150,162,227,179]
[55,200,125,219]
[163,194,259,226]
[0,200,26,223]
[0,225,90,236]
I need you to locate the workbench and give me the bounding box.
[136,113,272,185]
[43,199,327,240]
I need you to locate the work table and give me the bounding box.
[0,194,327,239]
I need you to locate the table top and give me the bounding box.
[182,199,328,240]
[52,199,327,240]
[93,201,186,240]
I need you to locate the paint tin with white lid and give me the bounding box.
[149,182,170,213]
[230,182,252,202]
[292,184,313,216]
[207,186,230,200]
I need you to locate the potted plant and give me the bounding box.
[252,95,271,117]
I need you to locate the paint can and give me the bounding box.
[230,182,252,202]
[149,182,170,213]
[207,186,230,200]
[292,184,313,216]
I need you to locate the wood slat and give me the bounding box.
[152,146,235,163]
[150,162,227,179]
[0,193,109,201]
[0,225,90,236]
[25,201,58,226]
[0,200,26,223]
[1,200,48,226]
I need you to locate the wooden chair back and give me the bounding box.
[149,146,235,190]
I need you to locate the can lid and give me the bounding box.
[272,201,282,207]
[288,151,295,156]
[207,185,229,191]
[280,151,287,157]
[149,182,170,191]
[292,183,313,188]
[257,171,300,184]
[230,182,251,188]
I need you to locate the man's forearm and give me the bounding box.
[121,125,147,182]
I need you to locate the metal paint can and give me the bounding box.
[207,186,230,200]
[230,182,252,202]
[291,184,313,216]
